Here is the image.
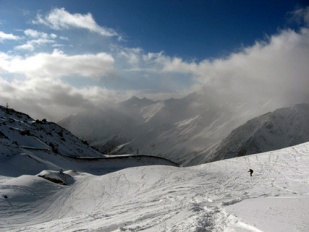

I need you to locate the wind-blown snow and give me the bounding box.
[1,142,309,231]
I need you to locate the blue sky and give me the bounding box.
[0,0,309,120]
[1,0,307,59]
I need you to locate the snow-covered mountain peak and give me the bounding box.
[120,96,156,109]
[208,103,309,161]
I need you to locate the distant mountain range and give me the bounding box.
[1,104,309,231]
[1,97,309,167]
[59,93,231,165]
[58,92,309,165]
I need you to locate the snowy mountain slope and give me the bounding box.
[0,105,103,159]
[206,103,309,162]
[58,104,144,155]
[0,105,177,177]
[1,142,309,231]
[60,93,276,165]
[0,148,177,178]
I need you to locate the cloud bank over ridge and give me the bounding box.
[0,7,308,121]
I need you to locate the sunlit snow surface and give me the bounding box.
[1,142,309,231]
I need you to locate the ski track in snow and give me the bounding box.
[1,143,309,231]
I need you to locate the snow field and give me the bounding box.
[0,142,309,231]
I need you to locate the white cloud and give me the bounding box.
[0,49,114,79]
[35,8,118,38]
[156,56,198,74]
[14,43,35,51]
[15,38,55,51]
[50,33,57,39]
[1,7,309,122]
[115,47,197,75]
[0,31,20,41]
[190,27,309,108]
[24,29,46,38]
[60,36,69,41]
[1,25,308,121]
[14,29,58,51]
[115,23,309,107]
[290,6,309,25]
[0,76,124,121]
[24,29,57,39]
[119,48,143,67]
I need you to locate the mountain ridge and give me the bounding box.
[58,92,309,165]
[207,103,309,161]
[0,105,177,177]
[0,105,103,159]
